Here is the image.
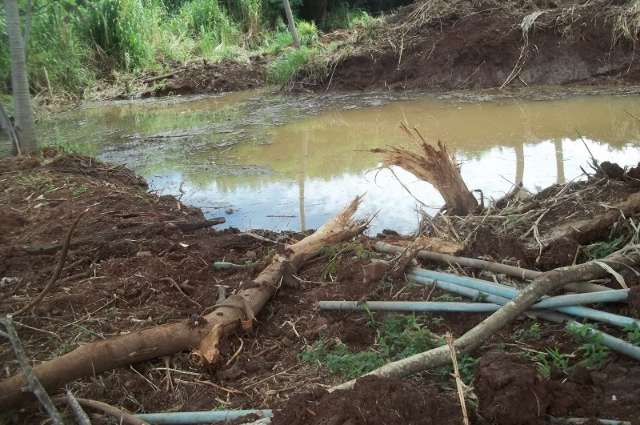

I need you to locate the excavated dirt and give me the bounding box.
[1,152,640,424]
[113,57,267,99]
[272,375,462,425]
[297,0,640,92]
[476,352,640,425]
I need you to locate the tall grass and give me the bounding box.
[0,0,373,96]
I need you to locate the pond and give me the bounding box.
[40,87,640,234]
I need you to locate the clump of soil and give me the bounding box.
[144,58,266,97]
[272,375,462,425]
[476,351,551,425]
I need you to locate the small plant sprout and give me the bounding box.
[624,323,640,346]
[514,322,542,342]
[567,322,610,369]
[531,348,571,379]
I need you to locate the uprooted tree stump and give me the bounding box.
[373,124,478,215]
[0,197,369,409]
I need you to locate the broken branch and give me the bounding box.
[13,209,86,316]
[0,316,64,424]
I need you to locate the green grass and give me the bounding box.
[302,315,443,380]
[567,323,610,369]
[531,347,571,378]
[625,323,640,345]
[582,236,626,260]
[514,322,543,342]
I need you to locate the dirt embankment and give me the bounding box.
[2,152,640,424]
[298,0,640,91]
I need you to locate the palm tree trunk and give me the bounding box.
[282,0,301,48]
[4,0,37,153]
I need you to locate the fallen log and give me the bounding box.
[373,123,478,215]
[0,197,367,409]
[331,244,640,391]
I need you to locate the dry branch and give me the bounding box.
[13,210,86,316]
[65,390,92,425]
[332,245,640,390]
[0,197,367,409]
[0,317,64,424]
[76,398,149,425]
[374,124,478,215]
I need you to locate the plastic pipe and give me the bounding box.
[549,417,631,425]
[408,274,568,323]
[566,321,640,362]
[407,274,640,362]
[375,242,609,292]
[319,300,502,313]
[408,273,628,308]
[136,409,273,425]
[212,261,252,271]
[410,269,640,328]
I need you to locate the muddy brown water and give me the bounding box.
[39,88,640,233]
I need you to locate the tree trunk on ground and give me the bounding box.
[0,197,367,409]
[332,244,640,391]
[282,0,301,48]
[373,124,478,215]
[4,0,37,153]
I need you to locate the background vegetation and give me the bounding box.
[0,0,410,96]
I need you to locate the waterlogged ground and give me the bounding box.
[40,87,640,233]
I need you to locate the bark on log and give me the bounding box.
[373,125,478,215]
[332,244,640,391]
[0,197,367,409]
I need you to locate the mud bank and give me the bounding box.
[297,0,640,91]
[1,152,639,424]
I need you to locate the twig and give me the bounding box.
[76,398,150,425]
[0,316,64,424]
[240,232,279,244]
[159,277,202,308]
[66,389,92,425]
[225,337,244,367]
[14,209,87,316]
[446,333,470,425]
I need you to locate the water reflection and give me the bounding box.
[40,90,640,234]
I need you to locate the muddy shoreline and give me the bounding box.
[88,1,640,102]
[1,151,640,424]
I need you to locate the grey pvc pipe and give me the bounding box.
[549,417,631,425]
[212,261,252,271]
[136,409,273,424]
[410,269,639,329]
[319,300,502,313]
[566,321,640,361]
[406,274,640,362]
[375,242,609,293]
[408,272,628,308]
[408,274,569,323]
